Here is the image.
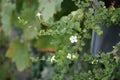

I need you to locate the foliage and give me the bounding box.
[6,38,31,71]
[0,0,120,80]
[1,0,15,36]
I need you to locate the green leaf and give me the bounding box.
[6,38,31,71]
[38,0,63,21]
[24,26,38,40]
[36,35,53,48]
[1,0,15,36]
[71,9,84,21]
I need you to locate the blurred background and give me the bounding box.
[0,0,78,80]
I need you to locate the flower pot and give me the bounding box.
[91,24,120,54]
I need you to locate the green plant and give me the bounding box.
[1,0,120,80]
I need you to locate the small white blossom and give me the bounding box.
[96,60,99,62]
[36,12,42,17]
[91,61,94,64]
[67,53,72,59]
[69,35,78,43]
[72,55,76,59]
[17,16,20,19]
[113,46,115,49]
[103,6,106,8]
[51,55,55,63]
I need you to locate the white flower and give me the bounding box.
[72,55,76,59]
[91,61,94,64]
[67,53,72,59]
[17,16,20,19]
[103,6,106,8]
[36,12,42,17]
[51,55,55,63]
[96,60,99,62]
[69,35,78,43]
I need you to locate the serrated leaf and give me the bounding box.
[38,0,63,21]
[6,38,31,71]
[1,0,15,36]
